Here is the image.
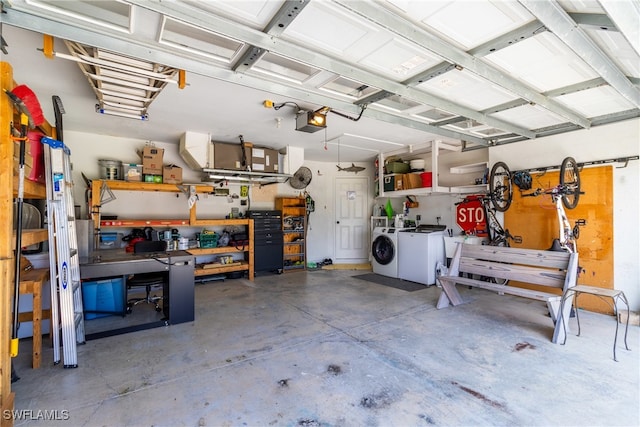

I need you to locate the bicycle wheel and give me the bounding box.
[489,161,512,212]
[560,157,580,209]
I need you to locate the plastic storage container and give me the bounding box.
[82,277,125,320]
[420,172,433,187]
[98,159,123,180]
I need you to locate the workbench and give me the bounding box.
[80,249,195,339]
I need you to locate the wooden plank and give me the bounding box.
[13,178,46,199]
[460,244,571,269]
[437,279,466,307]
[100,219,190,227]
[439,276,559,301]
[1,61,16,424]
[459,258,567,288]
[505,166,614,313]
[202,261,241,269]
[194,261,249,276]
[187,247,246,255]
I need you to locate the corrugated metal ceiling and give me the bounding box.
[2,0,638,162]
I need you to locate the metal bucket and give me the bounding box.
[98,159,123,180]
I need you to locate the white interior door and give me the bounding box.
[335,177,369,262]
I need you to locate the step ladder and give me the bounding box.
[42,136,85,368]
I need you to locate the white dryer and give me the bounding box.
[371,227,410,278]
[398,225,446,286]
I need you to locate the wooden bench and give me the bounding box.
[436,243,578,343]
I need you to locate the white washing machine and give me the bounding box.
[371,227,408,278]
[398,225,446,286]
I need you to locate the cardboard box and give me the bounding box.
[142,146,164,175]
[251,147,279,173]
[163,165,183,184]
[214,142,252,171]
[383,174,402,192]
[403,173,423,189]
[124,164,143,181]
[395,175,404,191]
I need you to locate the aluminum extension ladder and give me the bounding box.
[42,136,85,368]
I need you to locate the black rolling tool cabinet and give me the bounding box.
[246,210,283,274]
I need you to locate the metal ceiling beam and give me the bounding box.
[542,78,609,98]
[403,62,457,86]
[335,0,592,130]
[232,0,309,72]
[120,0,534,139]
[567,13,617,31]
[494,108,640,146]
[597,0,640,58]
[1,6,489,146]
[356,90,395,106]
[468,20,548,57]
[480,99,529,115]
[519,0,640,109]
[390,21,548,108]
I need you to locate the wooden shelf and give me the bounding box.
[13,178,46,199]
[187,246,247,256]
[194,260,249,276]
[14,229,48,247]
[95,180,213,193]
[192,218,252,227]
[91,179,255,280]
[101,219,190,227]
[276,197,307,272]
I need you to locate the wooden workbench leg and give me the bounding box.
[32,285,42,369]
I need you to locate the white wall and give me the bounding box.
[63,130,373,264]
[490,119,640,311]
[63,120,639,310]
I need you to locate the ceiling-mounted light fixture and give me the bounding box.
[296,107,329,133]
[95,104,148,120]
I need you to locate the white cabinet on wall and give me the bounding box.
[377,140,488,199]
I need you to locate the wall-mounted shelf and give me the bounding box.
[202,168,292,184]
[91,179,255,280]
[377,142,489,198]
[450,162,488,174]
[276,197,306,272]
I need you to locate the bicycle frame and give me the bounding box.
[525,185,585,253]
[457,195,521,246]
[552,192,576,253]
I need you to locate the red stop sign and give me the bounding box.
[455,195,487,236]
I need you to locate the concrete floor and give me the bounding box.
[11,269,640,426]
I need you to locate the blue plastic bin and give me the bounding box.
[82,277,125,320]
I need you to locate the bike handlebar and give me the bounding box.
[521,185,582,198]
[455,196,491,206]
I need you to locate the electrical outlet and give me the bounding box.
[436,216,441,224]
[416,215,421,221]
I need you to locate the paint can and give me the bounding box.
[178,237,189,250]
[98,159,123,180]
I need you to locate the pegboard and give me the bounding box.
[505,165,613,314]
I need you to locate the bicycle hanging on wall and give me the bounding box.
[455,194,522,247]
[488,156,586,254]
